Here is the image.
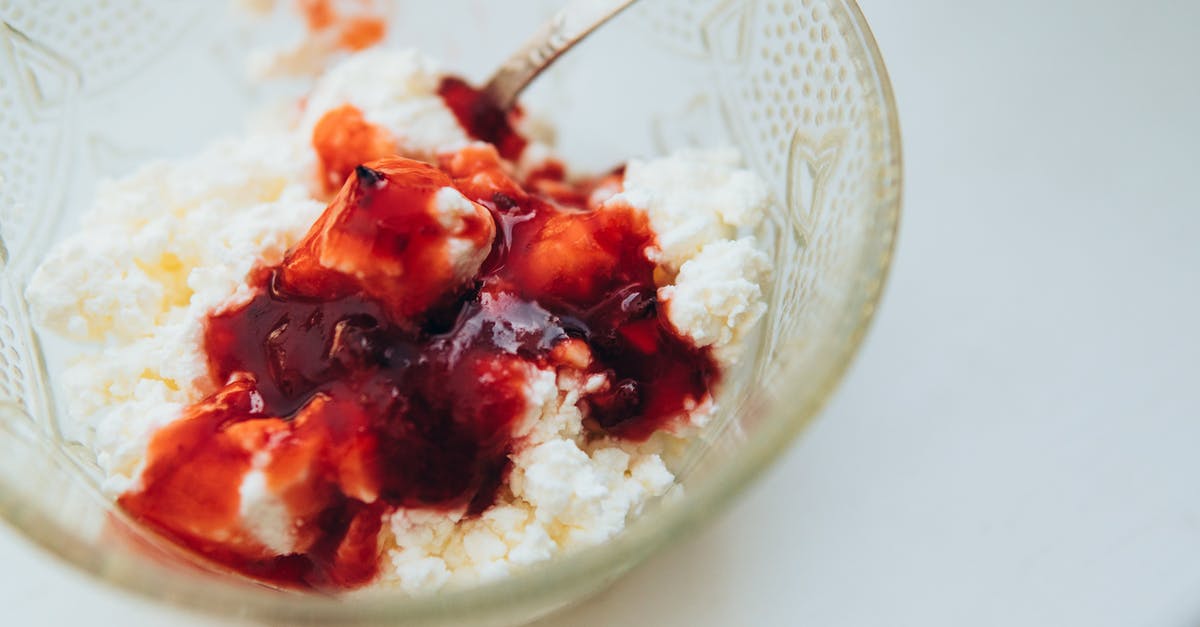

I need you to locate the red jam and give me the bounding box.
[118,83,718,591]
[437,77,528,161]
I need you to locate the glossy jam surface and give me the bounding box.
[281,157,494,322]
[120,101,717,590]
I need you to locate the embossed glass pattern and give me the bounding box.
[0,1,900,625]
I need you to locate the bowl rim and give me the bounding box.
[0,0,903,622]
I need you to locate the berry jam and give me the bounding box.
[119,102,717,591]
[437,77,528,161]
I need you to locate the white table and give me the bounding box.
[3,0,1198,624]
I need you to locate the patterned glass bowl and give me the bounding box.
[0,1,900,625]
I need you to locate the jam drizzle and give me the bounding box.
[437,77,529,161]
[120,93,717,591]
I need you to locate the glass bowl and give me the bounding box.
[0,0,901,625]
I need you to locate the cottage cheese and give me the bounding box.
[27,49,772,593]
[27,132,323,494]
[301,49,469,161]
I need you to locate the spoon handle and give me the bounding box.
[482,0,640,112]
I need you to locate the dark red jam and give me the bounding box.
[118,89,718,591]
[437,77,528,161]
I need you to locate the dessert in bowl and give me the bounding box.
[0,0,899,623]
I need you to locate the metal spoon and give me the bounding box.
[482,0,640,112]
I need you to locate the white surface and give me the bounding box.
[2,0,1199,624]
